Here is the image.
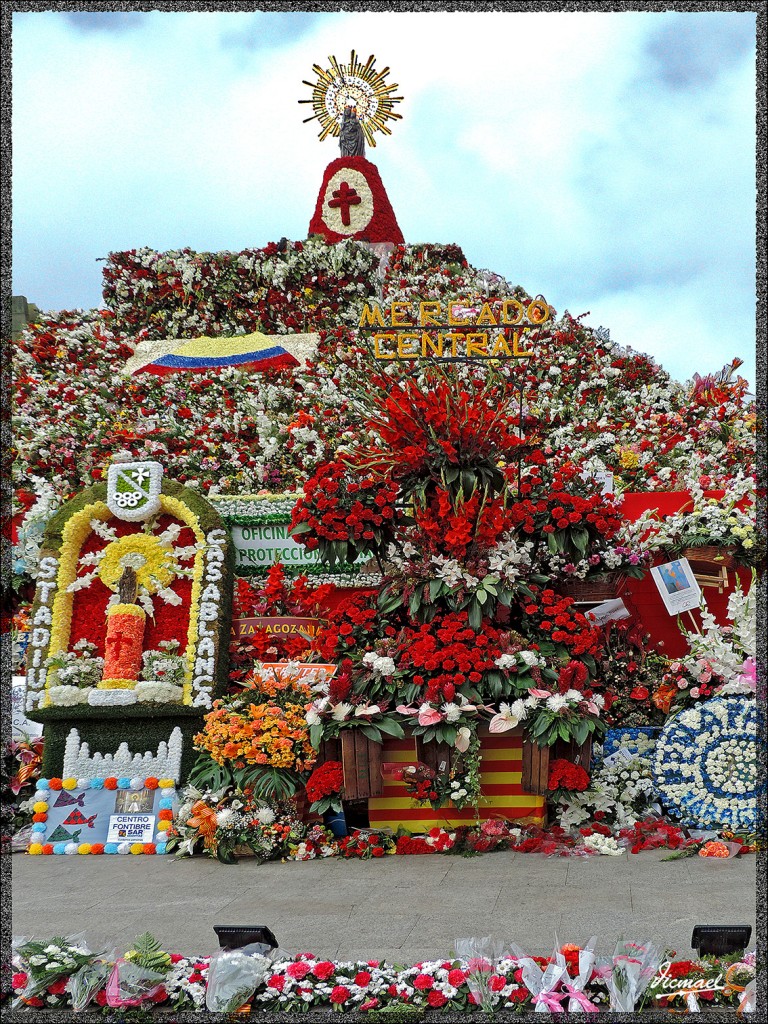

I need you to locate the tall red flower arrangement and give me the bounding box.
[290,460,400,567]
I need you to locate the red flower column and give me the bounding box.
[99,604,146,688]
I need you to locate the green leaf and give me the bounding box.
[547,532,559,554]
[476,590,488,606]
[360,725,382,742]
[289,520,312,536]
[461,470,476,493]
[573,719,589,746]
[377,718,405,738]
[429,578,443,600]
[468,602,482,630]
[573,529,589,554]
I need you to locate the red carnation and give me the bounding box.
[413,973,434,990]
[427,990,448,1007]
[287,961,312,980]
[330,985,351,1004]
[312,961,336,980]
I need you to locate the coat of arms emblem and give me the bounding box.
[106,461,164,521]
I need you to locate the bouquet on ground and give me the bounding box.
[601,938,663,1012]
[556,753,658,831]
[13,936,101,1008]
[106,933,172,1008]
[166,785,305,864]
[190,670,316,799]
[205,949,275,1012]
[304,760,344,815]
[338,829,396,858]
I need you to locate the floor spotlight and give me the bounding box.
[691,925,752,957]
[214,924,279,954]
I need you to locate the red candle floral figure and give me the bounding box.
[100,567,146,688]
[66,515,197,700]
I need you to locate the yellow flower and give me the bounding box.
[98,533,178,594]
[618,448,640,469]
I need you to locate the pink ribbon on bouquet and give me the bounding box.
[590,964,613,980]
[532,990,566,1012]
[562,984,600,1013]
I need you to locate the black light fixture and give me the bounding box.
[691,925,752,956]
[214,925,279,953]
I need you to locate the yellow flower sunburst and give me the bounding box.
[98,534,178,595]
[299,50,403,148]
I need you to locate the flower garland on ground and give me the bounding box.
[11,935,757,1013]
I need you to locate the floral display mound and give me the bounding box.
[165,357,760,844]
[10,221,759,850]
[11,239,756,605]
[10,933,758,1013]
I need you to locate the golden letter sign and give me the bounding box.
[360,297,551,362]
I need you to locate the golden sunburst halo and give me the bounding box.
[299,50,403,148]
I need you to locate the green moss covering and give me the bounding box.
[39,711,204,783]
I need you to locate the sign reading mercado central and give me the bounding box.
[360,297,551,360]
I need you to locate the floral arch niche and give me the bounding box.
[25,470,233,721]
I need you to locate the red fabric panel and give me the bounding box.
[621,491,749,657]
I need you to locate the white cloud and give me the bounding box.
[11,9,756,386]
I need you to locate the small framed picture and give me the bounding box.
[650,558,702,615]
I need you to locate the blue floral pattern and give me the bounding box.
[652,696,756,829]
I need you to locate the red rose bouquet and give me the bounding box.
[518,587,604,660]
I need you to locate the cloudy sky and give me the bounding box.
[11,7,758,387]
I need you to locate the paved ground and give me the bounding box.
[12,849,756,963]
